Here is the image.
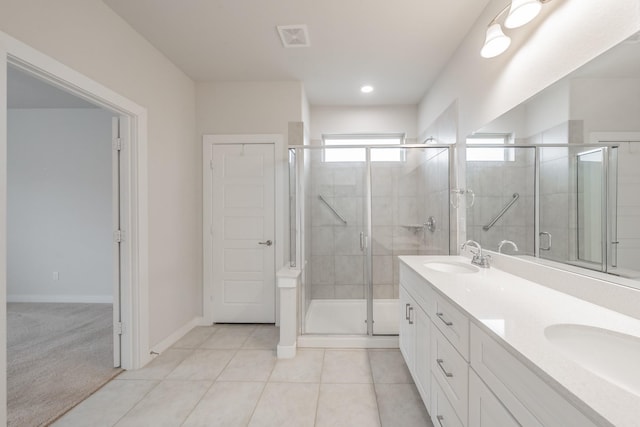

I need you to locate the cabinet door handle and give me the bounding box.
[436,415,446,427]
[436,359,454,377]
[405,303,410,321]
[408,306,414,325]
[436,312,453,326]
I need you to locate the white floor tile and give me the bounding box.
[248,382,320,427]
[321,350,373,384]
[182,381,264,427]
[172,326,218,349]
[200,325,255,349]
[218,350,276,381]
[242,325,280,349]
[316,383,381,427]
[53,379,158,427]
[114,380,211,427]
[368,349,413,384]
[269,349,324,383]
[117,349,193,380]
[375,383,432,427]
[166,349,235,380]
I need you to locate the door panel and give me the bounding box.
[211,143,275,323]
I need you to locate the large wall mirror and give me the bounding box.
[465,32,640,286]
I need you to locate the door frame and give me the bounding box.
[0,32,149,374]
[203,134,284,325]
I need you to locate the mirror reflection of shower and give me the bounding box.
[465,141,640,279]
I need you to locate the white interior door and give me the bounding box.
[210,143,276,323]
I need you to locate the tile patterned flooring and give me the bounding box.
[54,324,433,427]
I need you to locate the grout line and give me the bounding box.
[367,349,385,427]
[110,378,162,425]
[313,349,327,426]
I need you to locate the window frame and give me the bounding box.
[321,133,407,163]
[466,133,515,162]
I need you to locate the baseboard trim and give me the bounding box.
[149,316,207,356]
[298,334,399,349]
[7,294,114,304]
[277,343,297,359]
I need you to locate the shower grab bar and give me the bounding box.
[483,193,520,231]
[318,194,348,224]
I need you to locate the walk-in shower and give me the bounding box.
[289,143,452,340]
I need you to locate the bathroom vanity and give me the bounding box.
[399,255,640,427]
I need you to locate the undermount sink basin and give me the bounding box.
[544,324,640,396]
[423,261,479,274]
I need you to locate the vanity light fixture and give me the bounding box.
[360,85,374,94]
[481,0,553,58]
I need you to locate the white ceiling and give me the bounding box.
[103,0,491,106]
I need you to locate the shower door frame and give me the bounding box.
[292,144,453,337]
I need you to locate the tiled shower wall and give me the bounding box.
[466,121,582,260]
[466,146,535,254]
[307,146,450,301]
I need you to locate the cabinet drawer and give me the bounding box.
[433,293,470,360]
[432,325,469,424]
[469,369,520,427]
[470,323,598,427]
[431,374,465,427]
[400,262,435,314]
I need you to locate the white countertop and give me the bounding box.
[400,255,640,427]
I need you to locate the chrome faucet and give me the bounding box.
[498,240,519,254]
[461,240,491,268]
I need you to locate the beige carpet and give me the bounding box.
[7,303,122,427]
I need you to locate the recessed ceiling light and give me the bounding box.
[361,85,374,94]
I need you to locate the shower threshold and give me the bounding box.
[303,298,399,335]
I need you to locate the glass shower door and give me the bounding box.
[305,146,368,334]
[369,146,450,335]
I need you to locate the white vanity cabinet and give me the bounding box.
[470,324,599,427]
[399,259,603,427]
[468,369,520,427]
[399,267,433,412]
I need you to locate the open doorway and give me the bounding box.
[6,65,122,425]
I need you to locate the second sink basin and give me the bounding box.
[423,261,479,274]
[545,323,640,396]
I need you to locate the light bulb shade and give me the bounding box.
[480,23,511,58]
[504,0,542,29]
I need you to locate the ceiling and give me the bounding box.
[103,0,491,106]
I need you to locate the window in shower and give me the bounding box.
[466,133,515,162]
[322,134,405,162]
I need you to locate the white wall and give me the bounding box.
[418,0,640,139]
[0,0,200,351]
[8,108,113,302]
[571,78,640,136]
[197,81,305,138]
[310,105,418,140]
[196,80,305,298]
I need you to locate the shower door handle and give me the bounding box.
[539,232,552,251]
[359,232,368,251]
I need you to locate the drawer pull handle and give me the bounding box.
[408,306,414,325]
[405,303,410,320]
[436,312,453,326]
[436,415,446,427]
[436,359,454,377]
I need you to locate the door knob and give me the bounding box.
[258,240,273,246]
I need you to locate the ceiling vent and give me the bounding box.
[277,25,310,48]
